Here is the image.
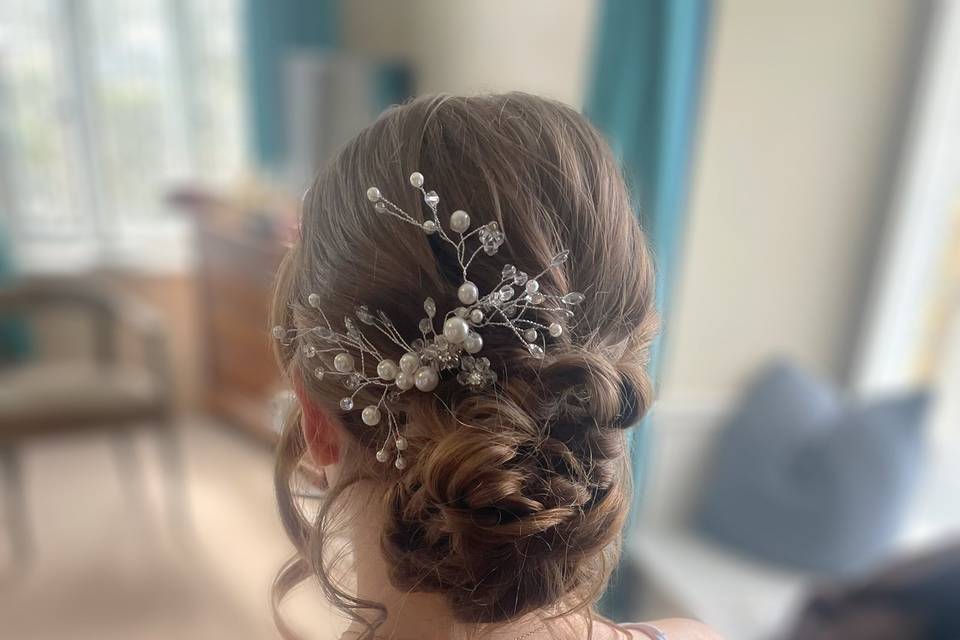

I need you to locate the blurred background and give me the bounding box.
[0,1,958,639]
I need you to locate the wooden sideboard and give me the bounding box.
[173,187,295,442]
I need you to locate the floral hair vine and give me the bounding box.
[273,171,585,470]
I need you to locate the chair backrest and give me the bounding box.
[0,278,120,366]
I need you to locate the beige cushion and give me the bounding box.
[0,362,163,439]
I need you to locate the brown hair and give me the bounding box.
[271,93,658,637]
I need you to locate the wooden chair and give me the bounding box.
[0,276,185,572]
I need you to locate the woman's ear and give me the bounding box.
[292,373,341,466]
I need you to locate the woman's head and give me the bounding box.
[271,93,658,633]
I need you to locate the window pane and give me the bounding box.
[184,0,248,182]
[87,0,188,224]
[0,0,88,234]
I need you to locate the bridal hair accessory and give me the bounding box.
[273,171,584,469]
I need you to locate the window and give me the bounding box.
[0,0,247,269]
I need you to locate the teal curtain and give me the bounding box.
[586,0,712,619]
[0,222,31,363]
[245,0,340,168]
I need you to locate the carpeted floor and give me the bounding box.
[0,419,341,640]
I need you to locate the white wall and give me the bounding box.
[660,0,926,407]
[342,0,598,107]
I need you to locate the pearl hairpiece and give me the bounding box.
[273,171,584,469]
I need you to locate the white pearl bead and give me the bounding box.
[307,293,321,308]
[450,209,471,233]
[443,316,470,344]
[377,359,399,381]
[409,172,424,188]
[366,187,381,202]
[414,366,439,392]
[422,220,437,234]
[458,281,479,305]
[271,326,285,339]
[399,352,420,374]
[395,371,414,390]
[334,352,354,372]
[361,406,381,426]
[469,309,484,323]
[549,322,563,337]
[524,329,538,342]
[464,331,483,354]
[376,449,389,463]
[395,437,407,451]
[395,456,406,470]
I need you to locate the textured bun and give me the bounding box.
[271,93,658,635]
[382,346,650,621]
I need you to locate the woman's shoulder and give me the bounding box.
[623,618,725,640]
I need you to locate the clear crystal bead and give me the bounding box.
[339,397,354,410]
[499,285,515,301]
[424,190,439,206]
[478,222,504,255]
[313,367,325,380]
[562,292,585,305]
[302,344,316,358]
[418,318,432,334]
[528,344,545,359]
[513,271,528,286]
[551,250,570,267]
[423,297,436,317]
[343,374,361,390]
[315,327,333,339]
[502,264,517,280]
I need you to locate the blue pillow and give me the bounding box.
[695,361,929,574]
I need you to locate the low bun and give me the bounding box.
[381,343,645,622]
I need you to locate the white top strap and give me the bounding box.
[622,622,668,640]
